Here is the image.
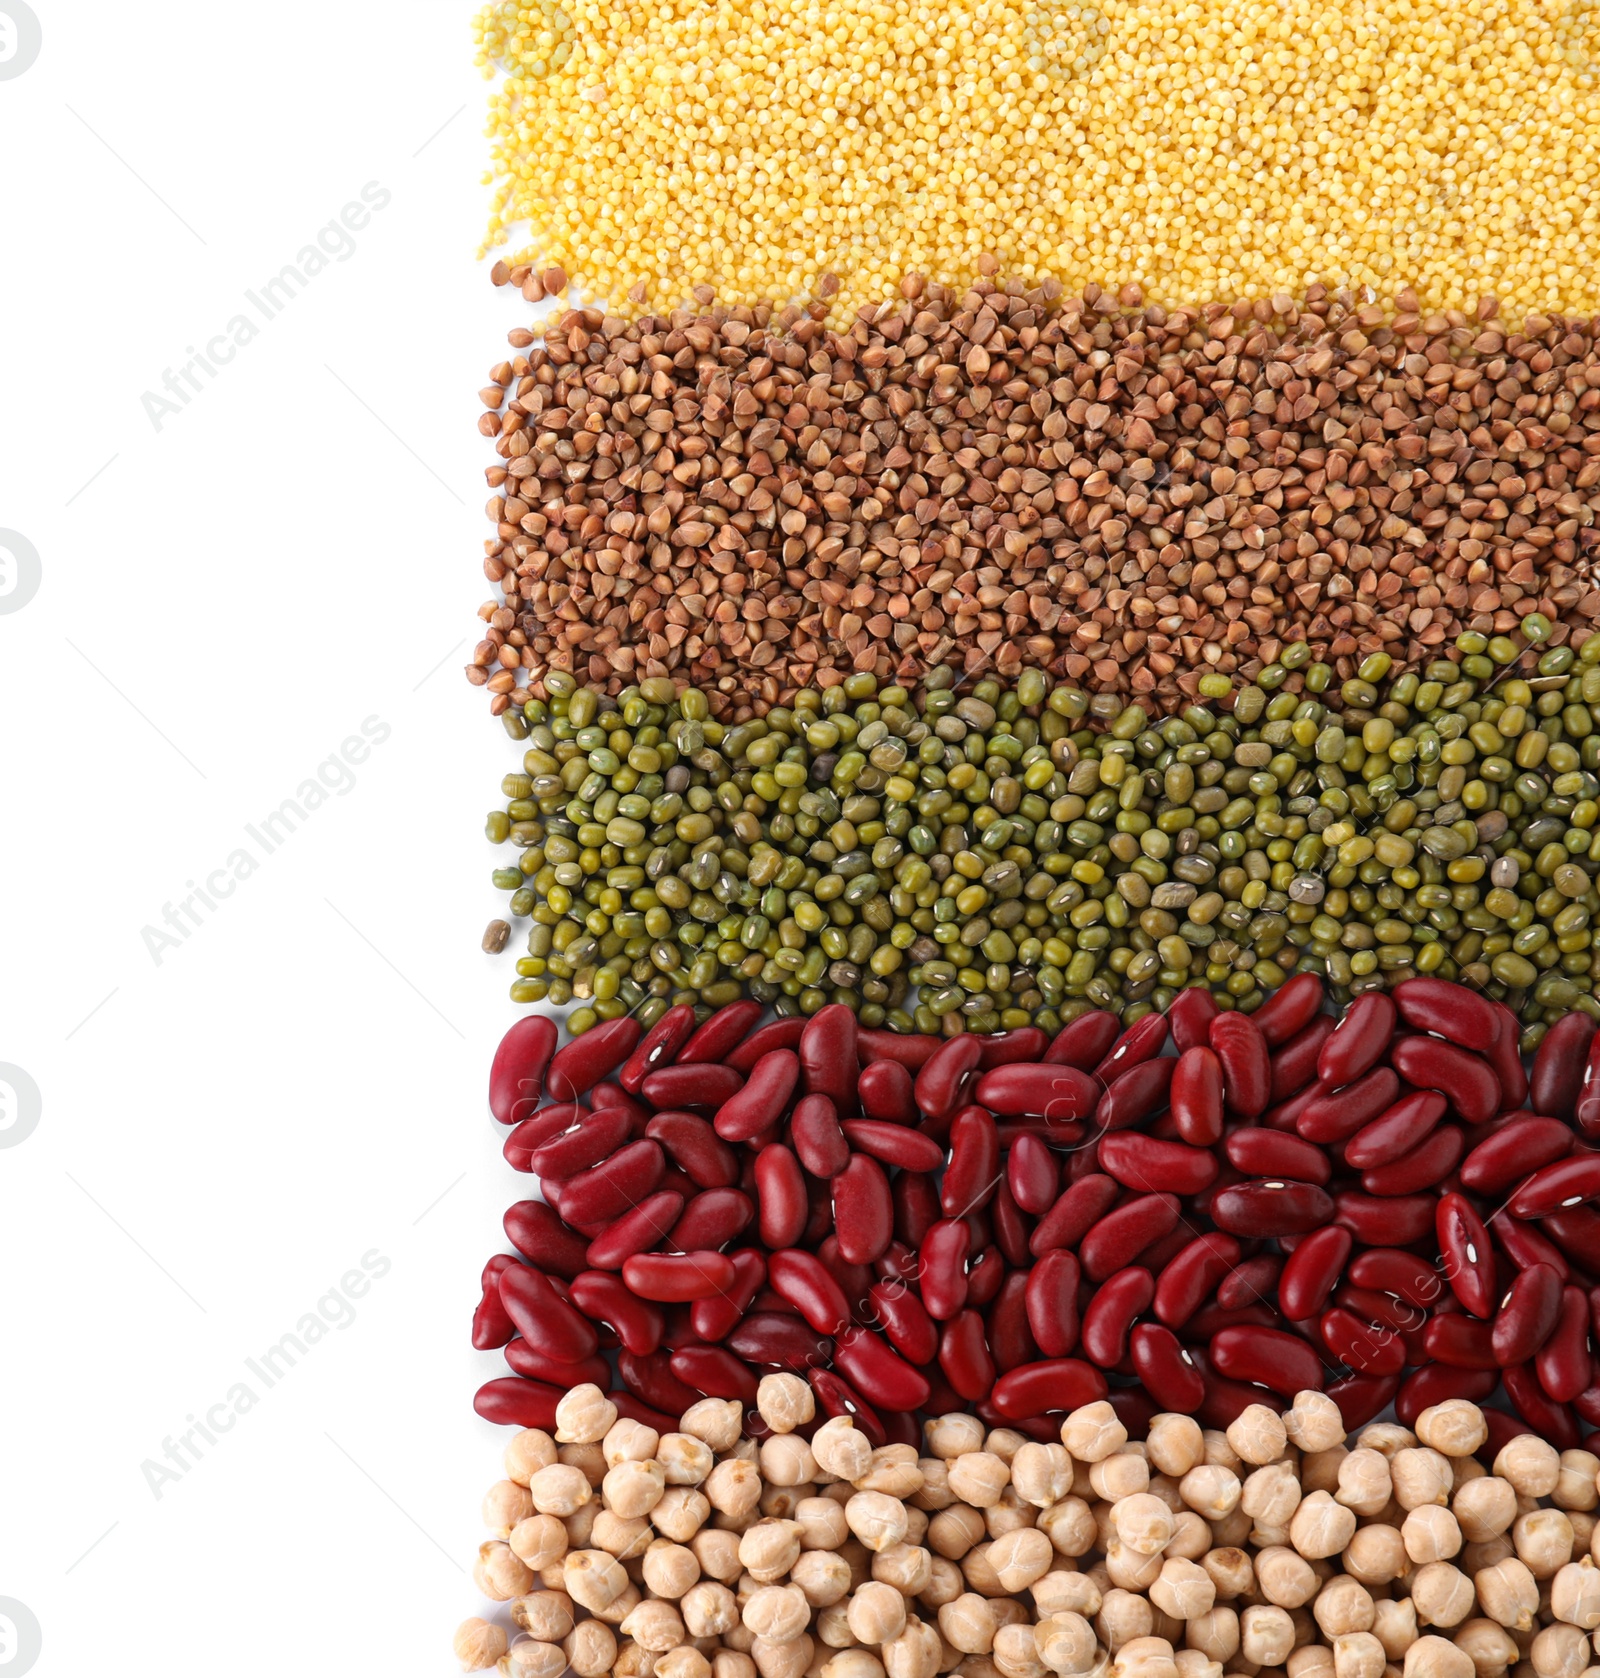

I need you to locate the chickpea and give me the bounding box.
[613,1641,654,1678]
[656,1649,712,1678]
[1150,1558,1215,1622]
[1337,1451,1395,1518]
[1569,1510,1596,1555]
[681,1579,740,1638]
[563,1502,599,1549]
[1456,1478,1519,1544]
[912,1461,956,1514]
[1092,1452,1152,1503]
[1202,1549,1253,1602]
[1207,1507,1252,1550]
[815,1419,875,1485]
[605,1419,662,1467]
[1114,1634,1179,1678]
[1229,1407,1290,1468]
[1289,1646,1334,1678]
[659,1433,717,1487]
[558,1442,607,1488]
[1414,1403,1487,1461]
[531,1463,595,1518]
[1405,1507,1464,1565]
[929,1504,988,1561]
[623,1599,688,1654]
[1449,1619,1519,1678]
[753,1632,815,1678]
[454,1618,509,1672]
[552,1383,616,1446]
[883,1620,943,1678]
[1412,1562,1475,1629]
[564,1621,618,1678]
[949,1454,1012,1510]
[1332,1631,1387,1678]
[1553,1453,1600,1514]
[1014,1445,1078,1510]
[1174,1651,1221,1678]
[1528,1623,1590,1678]
[761,1435,819,1489]
[1401,1635,1474,1678]
[960,1540,1007,1598]
[860,1446,926,1500]
[1314,1579,1377,1640]
[587,1580,640,1628]
[1114,1494,1177,1557]
[849,1492,911,1554]
[1288,1492,1357,1561]
[1343,1524,1408,1588]
[1474,1555,1540,1633]
[1034,1612,1099,1678]
[1255,1547,1320,1609]
[507,1429,560,1486]
[1391,1450,1455,1513]
[511,1513,569,1570]
[1461,1534,1515,1575]
[680,1398,744,1453]
[990,1529,1055,1593]
[739,1518,803,1581]
[1166,1513,1212,1563]
[1372,1596,1418,1662]
[787,1549,852,1609]
[1037,1574,1102,1619]
[1186,1606,1240,1665]
[1285,1395,1347,1457]
[1243,1464,1304,1530]
[1514,1509,1575,1578]
[1303,1450,1351,1498]
[825,1656,889,1678]
[926,1416,988,1460]
[477,1538,536,1601]
[793,1495,850,1552]
[1181,1466,1242,1522]
[1549,1557,1600,1629]
[919,1555,965,1612]
[606,1458,668,1521]
[592,1509,653,1560]
[1061,1403,1129,1464]
[1494,1438,1561,1500]
[707,1460,765,1521]
[1105,1540,1165,1593]
[1359,1426,1418,1459]
[565,1549,630,1613]
[873,1542,935,1598]
[653,1485,712,1543]
[715,1654,758,1678]
[1241,1606,1296,1667]
[1097,1589,1155,1651]
[739,1582,809,1642]
[995,1622,1048,1678]
[755,1373,814,1435]
[1038,1498,1097,1559]
[815,1603,854,1649]
[1145,1417,1206,1479]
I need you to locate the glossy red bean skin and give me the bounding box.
[475,1375,562,1428]
[1154,1232,1240,1328]
[931,1310,992,1402]
[990,1270,1039,1372]
[726,1311,832,1371]
[568,1271,665,1354]
[560,1138,665,1226]
[977,1027,1050,1069]
[1393,976,1500,1051]
[670,1344,758,1403]
[1211,1179,1334,1237]
[1326,1371,1402,1432]
[1022,1247,1081,1358]
[1391,1037,1500,1126]
[1224,1127,1330,1185]
[1079,1192,1180,1281]
[1081,1266,1155,1366]
[914,1036,983,1121]
[786,1093,847,1181]
[1095,1012,1170,1082]
[1502,1361,1580,1450]
[691,1249,767,1341]
[1098,1131,1216,1196]
[1007,1134,1059,1215]
[1096,1058,1177,1134]
[500,1266,600,1362]
[1494,1263,1564,1366]
[1486,1003,1529,1111]
[1335,1191,1436,1247]
[857,1059,917,1126]
[1250,971,1325,1047]
[942,1108,1001,1217]
[618,1348,703,1415]
[749,1144,805,1249]
[641,1063,745,1112]
[583,1190,685,1271]
[992,1358,1109,1419]
[919,1219,972,1322]
[1317,992,1395,1088]
[1218,1255,1282,1309]
[528,1108,632,1181]
[721,1006,798,1073]
[608,1391,683,1434]
[503,1336,612,1385]
[1537,1286,1592,1403]
[833,1153,894,1265]
[1491,1211,1572,1283]
[504,1200,592,1278]
[473,1279,517,1349]
[893,1170,941,1248]
[799,1004,858,1109]
[869,1279,939,1365]
[504,1103,587,1172]
[975,1063,1098,1121]
[1344,1090,1447,1171]
[1209,1012,1271,1118]
[852,1029,938,1073]
[713,1050,799,1143]
[681,1000,765,1066]
[589,1082,651,1128]
[1128,1322,1204,1410]
[839,1120,943,1173]
[669,1187,753,1252]
[835,1325,931,1410]
[807,1367,887,1444]
[1348,1248,1443,1310]
[645,1112,740,1190]
[1038,1009,1117,1070]
[1170,1047,1224,1146]
[1269,1016,1336,1102]
[1422,1312,1499,1368]
[619,1005,697,1093]
[1462,1116,1571,1195]
[1545,1207,1600,1272]
[1533,1013,1597,1122]
[1436,1193,1496,1318]
[1320,1306,1405,1375]
[1185,1347,1274,1429]
[547,1017,643,1103]
[1279,1224,1352,1321]
[759,1249,847,1337]
[1030,1174,1120,1257]
[1168,988,1221,1054]
[1361,1125,1463,1197]
[1299,1067,1401,1144]
[623,1250,738,1303]
[1210,1323,1324,1395]
[1396,1364,1497,1427]
[490,1015,559,1125]
[1337,1285,1425,1335]
[1511,1155,1600,1219]
[1577,1034,1600,1138]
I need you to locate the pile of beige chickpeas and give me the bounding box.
[454,1382,1600,1678]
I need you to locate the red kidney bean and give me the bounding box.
[1493,1262,1564,1365]
[1502,1361,1581,1449]
[1153,1232,1240,1328]
[1511,1154,1600,1219]
[868,1278,938,1364]
[1043,1009,1122,1070]
[504,1336,613,1388]
[1023,1248,1081,1358]
[504,1102,588,1171]
[1326,1371,1402,1432]
[583,1190,684,1271]
[669,1187,754,1253]
[560,1139,665,1226]
[1390,1037,1500,1126]
[799,1003,858,1110]
[713,1050,799,1143]
[1436,1193,1496,1318]
[1218,1255,1282,1309]
[938,1310,997,1403]
[1393,976,1500,1051]
[1579,1040,1600,1141]
[1336,1285,1426,1335]
[475,1375,562,1428]
[893,1170,941,1248]
[1317,992,1396,1088]
[977,1027,1050,1068]
[1298,1067,1401,1144]
[1278,1224,1352,1321]
[618,1347,703,1414]
[834,1325,931,1410]
[726,1311,832,1370]
[669,1344,758,1403]
[1486,1003,1529,1111]
[1396,1364,1498,1427]
[975,1063,1098,1121]
[914,1036,984,1121]
[641,1064,745,1112]
[1579,1370,1600,1428]
[839,1120,943,1173]
[1187,1346,1275,1429]
[618,1004,697,1093]
[473,1280,517,1350]
[1127,1322,1205,1410]
[1462,1116,1572,1195]
[942,1108,1001,1217]
[1545,1207,1600,1273]
[608,1390,683,1434]
[1224,1127,1331,1185]
[1534,1013,1597,1122]
[806,1368,887,1446]
[1079,1192,1180,1281]
[989,1179,1032,1270]
[1348,1248,1444,1310]
[991,1270,1039,1371]
[1320,1306,1406,1376]
[1209,1012,1271,1119]
[857,1059,916,1126]
[1491,1211,1572,1283]
[784,1094,847,1182]
[1344,1091,1447,1171]
[589,1081,652,1131]
[527,1107,632,1181]
[1007,1134,1059,1216]
[1095,1012,1170,1082]
[1212,1179,1334,1237]
[1361,1125,1464,1197]
[1335,1190,1437,1246]
[1269,1016,1336,1103]
[919,1219,972,1322]
[623,1250,738,1303]
[833,1154,894,1265]
[483,1253,519,1290]
[1249,971,1325,1047]
[1210,1324,1324,1395]
[1081,1266,1154,1367]
[568,1270,665,1354]
[691,1248,766,1340]
[745,1144,803,1249]
[874,1240,919,1285]
[1263,1081,1325,1135]
[1099,1131,1217,1195]
[504,1200,592,1277]
[1536,1286,1592,1403]
[1096,1058,1177,1133]
[991,1358,1108,1420]
[489,1015,560,1126]
[1168,1047,1224,1147]
[500,1266,599,1362]
[1168,988,1220,1054]
[547,1016,642,1103]
[852,1029,940,1073]
[679,1000,764,1066]
[645,1112,740,1189]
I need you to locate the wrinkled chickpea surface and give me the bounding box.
[455,1389,1600,1678]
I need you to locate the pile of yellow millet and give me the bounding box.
[474,0,1600,321]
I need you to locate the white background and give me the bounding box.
[1,4,546,1670]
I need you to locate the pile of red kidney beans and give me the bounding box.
[472,976,1600,1458]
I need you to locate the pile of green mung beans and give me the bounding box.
[482,633,1600,1052]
